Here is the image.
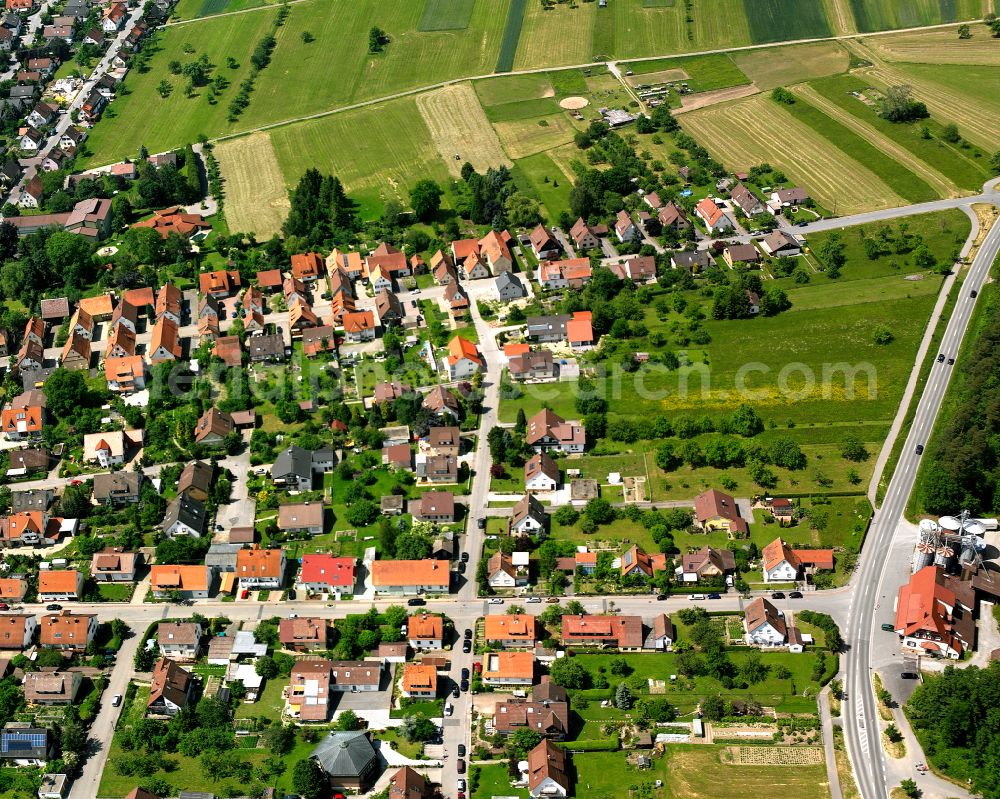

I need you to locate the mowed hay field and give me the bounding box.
[512,2,598,69]
[494,114,577,159]
[867,26,1000,65]
[733,41,849,89]
[848,0,983,31]
[269,95,452,219]
[680,93,905,214]
[215,133,289,238]
[415,83,511,178]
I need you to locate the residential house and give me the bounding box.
[768,498,795,524]
[154,284,182,325]
[614,209,641,242]
[291,252,325,283]
[760,229,802,257]
[566,311,595,350]
[620,545,666,581]
[411,491,456,523]
[24,672,82,705]
[92,472,142,506]
[671,250,713,272]
[401,664,437,699]
[375,290,403,327]
[724,243,761,268]
[288,300,320,338]
[272,445,316,491]
[90,547,139,582]
[894,565,974,659]
[570,218,600,251]
[373,381,412,405]
[694,488,749,537]
[495,271,526,301]
[161,493,207,538]
[526,409,585,454]
[370,560,451,595]
[382,443,412,471]
[483,651,535,687]
[416,453,457,484]
[658,202,690,229]
[0,614,36,650]
[309,730,381,789]
[511,494,547,536]
[0,578,27,602]
[149,565,213,599]
[177,461,213,502]
[650,614,675,651]
[59,332,90,371]
[529,224,560,259]
[493,686,569,739]
[83,429,142,468]
[247,333,286,363]
[327,248,365,281]
[19,129,45,156]
[302,325,336,357]
[194,407,234,447]
[761,538,834,583]
[444,335,481,380]
[37,570,82,602]
[149,317,181,363]
[283,276,308,307]
[525,453,559,493]
[426,426,461,458]
[743,598,787,646]
[366,241,410,278]
[678,546,736,584]
[6,449,50,477]
[610,255,656,283]
[729,184,765,217]
[537,258,592,290]
[2,397,44,441]
[484,614,537,649]
[156,621,202,660]
[212,335,241,367]
[422,385,460,420]
[480,229,514,274]
[296,555,355,597]
[561,615,644,650]
[38,611,97,651]
[488,552,519,589]
[278,502,324,537]
[342,310,376,342]
[25,102,56,130]
[768,187,810,215]
[146,658,194,718]
[279,617,331,651]
[236,546,286,591]
[0,725,50,765]
[39,298,69,325]
[508,350,555,381]
[407,613,444,649]
[694,198,733,234]
[133,208,210,240]
[110,300,138,334]
[1,511,73,548]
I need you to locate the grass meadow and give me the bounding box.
[743,0,832,42]
[731,41,849,89]
[848,0,982,32]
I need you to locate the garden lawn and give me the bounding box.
[96,583,133,601]
[473,763,528,799]
[235,675,284,718]
[511,152,574,223]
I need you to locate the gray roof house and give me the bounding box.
[0,724,50,764]
[205,542,243,572]
[311,730,381,790]
[272,445,314,491]
[495,271,526,301]
[10,488,52,513]
[161,492,206,538]
[92,471,142,506]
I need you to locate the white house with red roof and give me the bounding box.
[296,555,356,598]
[694,197,734,234]
[444,335,481,380]
[894,565,974,659]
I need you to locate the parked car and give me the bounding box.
[0,603,8,611]
[444,703,454,716]
[881,623,895,632]
[457,779,467,792]
[286,589,296,600]
[46,604,62,611]
[707,593,722,600]
[477,518,486,529]
[788,591,803,599]
[112,694,122,707]
[545,597,559,603]
[452,686,459,698]
[461,552,469,563]
[688,594,705,601]
[240,589,250,599]
[461,668,470,680]
[458,744,466,757]
[488,598,504,605]
[656,594,668,601]
[457,758,466,774]
[464,628,472,639]
[770,592,785,599]
[461,679,470,692]
[901,672,919,680]
[526,596,541,603]
[462,640,472,653]
[407,598,426,606]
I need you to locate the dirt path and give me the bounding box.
[792,84,962,198]
[675,83,759,113]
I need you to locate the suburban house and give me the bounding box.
[494,682,569,739]
[157,621,202,660]
[426,426,461,457]
[149,565,213,599]
[620,545,666,581]
[296,555,355,597]
[894,565,974,659]
[291,252,325,283]
[194,407,234,447]
[526,314,569,343]
[723,243,761,268]
[525,453,560,493]
[561,615,644,650]
[760,229,803,257]
[484,614,537,649]
[0,578,27,603]
[161,493,207,537]
[529,224,560,259]
[279,617,331,652]
[444,335,482,380]
[527,739,571,799]
[407,613,444,649]
[423,385,461,420]
[508,350,556,381]
[247,333,286,363]
[694,488,749,537]
[481,229,515,274]
[768,187,810,214]
[537,258,592,289]
[149,317,182,363]
[496,271,526,301]
[92,472,142,507]
[199,269,241,298]
[272,444,318,491]
[743,597,787,647]
[658,202,690,229]
[483,651,535,687]
[309,730,381,790]
[59,333,89,371]
[0,612,36,649]
[82,429,142,468]
[401,664,438,699]
[370,560,451,595]
[236,546,286,591]
[761,538,834,583]
[411,491,456,523]
[343,310,376,342]
[177,461,214,502]
[487,552,520,589]
[367,241,411,277]
[1,399,44,441]
[570,217,601,251]
[1,511,72,548]
[24,671,82,705]
[677,546,736,584]
[37,570,83,602]
[0,726,50,765]
[526,409,586,454]
[650,614,675,651]
[511,494,547,536]
[278,502,324,537]
[694,198,733,233]
[90,548,140,582]
[38,611,97,651]
[146,658,194,718]
[729,183,765,217]
[375,289,403,326]
[614,209,641,242]
[609,255,656,283]
[566,311,595,350]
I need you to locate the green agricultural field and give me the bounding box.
[419,0,476,31]
[497,0,528,71]
[591,0,689,59]
[744,0,832,43]
[624,53,751,93]
[268,95,452,219]
[848,0,982,32]
[805,74,992,192]
[475,73,555,106]
[172,0,270,18]
[511,151,574,222]
[732,41,849,89]
[777,93,939,204]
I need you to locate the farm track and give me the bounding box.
[792,84,961,198]
[680,93,905,215]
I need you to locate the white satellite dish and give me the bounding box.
[939,515,961,531]
[965,521,986,537]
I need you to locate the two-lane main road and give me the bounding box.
[844,217,1000,799]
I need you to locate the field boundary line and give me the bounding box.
[164,0,307,26]
[792,84,961,199]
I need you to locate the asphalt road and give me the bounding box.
[843,214,1000,799]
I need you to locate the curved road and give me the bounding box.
[844,212,1000,799]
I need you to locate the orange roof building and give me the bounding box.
[484,614,536,648]
[371,560,450,593]
[39,611,97,650]
[133,207,211,239]
[401,663,438,697]
[407,613,444,647]
[199,269,241,297]
[894,565,974,659]
[236,546,286,589]
[483,651,535,686]
[291,252,325,282]
[150,565,212,597]
[37,570,82,600]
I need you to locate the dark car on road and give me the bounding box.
[707,593,722,599]
[461,668,470,680]
[788,591,803,599]
[770,592,785,600]
[461,679,469,692]
[461,552,469,563]
[407,598,426,606]
[462,640,471,653]
[901,672,919,680]
[458,744,466,757]
[46,604,62,611]
[915,444,924,455]
[464,628,472,639]
[452,687,459,698]
[457,759,466,774]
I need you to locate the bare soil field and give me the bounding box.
[867,27,1000,65]
[416,83,512,177]
[216,132,289,238]
[680,93,905,214]
[676,83,760,113]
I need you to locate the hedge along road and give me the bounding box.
[99,17,981,168]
